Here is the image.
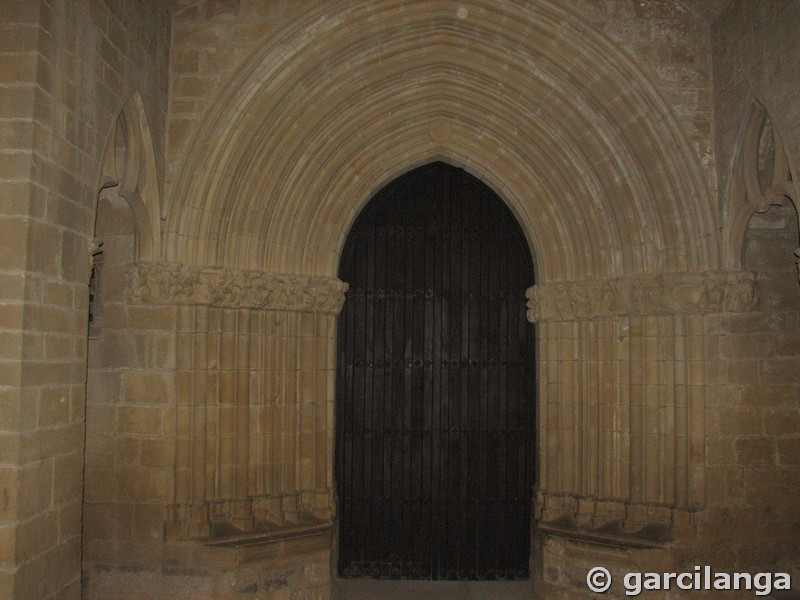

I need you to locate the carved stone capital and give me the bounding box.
[127,262,348,315]
[526,271,758,322]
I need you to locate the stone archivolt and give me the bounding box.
[127,262,348,314]
[526,271,758,322]
[165,0,716,281]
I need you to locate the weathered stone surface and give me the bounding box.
[1,2,798,600]
[526,272,758,322]
[126,262,348,315]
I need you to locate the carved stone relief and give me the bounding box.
[526,271,758,322]
[127,262,348,314]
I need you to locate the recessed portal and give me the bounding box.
[335,162,536,580]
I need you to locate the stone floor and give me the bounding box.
[333,579,535,599]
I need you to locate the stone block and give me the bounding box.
[717,407,762,436]
[759,357,800,384]
[82,465,118,504]
[86,369,122,404]
[43,334,73,361]
[140,439,173,469]
[173,76,214,98]
[127,306,177,332]
[83,502,133,542]
[123,372,172,405]
[0,217,28,270]
[763,410,800,436]
[114,438,140,465]
[735,438,775,467]
[87,565,160,600]
[117,467,172,504]
[777,438,800,465]
[16,509,58,562]
[37,391,70,428]
[741,384,795,408]
[117,406,164,436]
[16,459,52,519]
[58,499,82,543]
[53,450,84,505]
[61,234,90,288]
[131,504,165,543]
[173,48,200,73]
[725,358,759,384]
[0,524,15,563]
[45,280,74,310]
[26,220,64,277]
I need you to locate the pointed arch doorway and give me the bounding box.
[335,162,536,581]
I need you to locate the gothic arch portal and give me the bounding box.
[135,0,760,581]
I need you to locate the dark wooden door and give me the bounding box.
[336,162,535,580]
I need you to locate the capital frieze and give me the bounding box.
[526,271,758,322]
[127,262,348,314]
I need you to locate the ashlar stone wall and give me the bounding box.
[2,1,799,599]
[0,1,170,598]
[84,1,800,599]
[697,0,800,578]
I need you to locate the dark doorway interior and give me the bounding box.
[335,162,535,580]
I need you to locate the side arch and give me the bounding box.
[98,92,162,262]
[723,100,799,275]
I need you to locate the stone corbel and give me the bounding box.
[126,262,349,315]
[752,182,793,213]
[526,271,758,323]
[536,491,675,547]
[795,248,800,283]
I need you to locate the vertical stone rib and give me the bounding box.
[174,306,193,507]
[602,319,613,500]
[207,308,220,503]
[648,316,662,505]
[249,311,263,499]
[219,309,236,502]
[234,309,252,526]
[659,316,674,506]
[297,314,315,494]
[315,314,332,492]
[192,306,209,527]
[285,312,298,519]
[538,322,549,494]
[674,314,689,508]
[558,322,573,495]
[688,315,706,509]
[326,317,337,491]
[618,316,631,500]
[629,315,644,506]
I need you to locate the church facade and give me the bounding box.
[1,1,799,598]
